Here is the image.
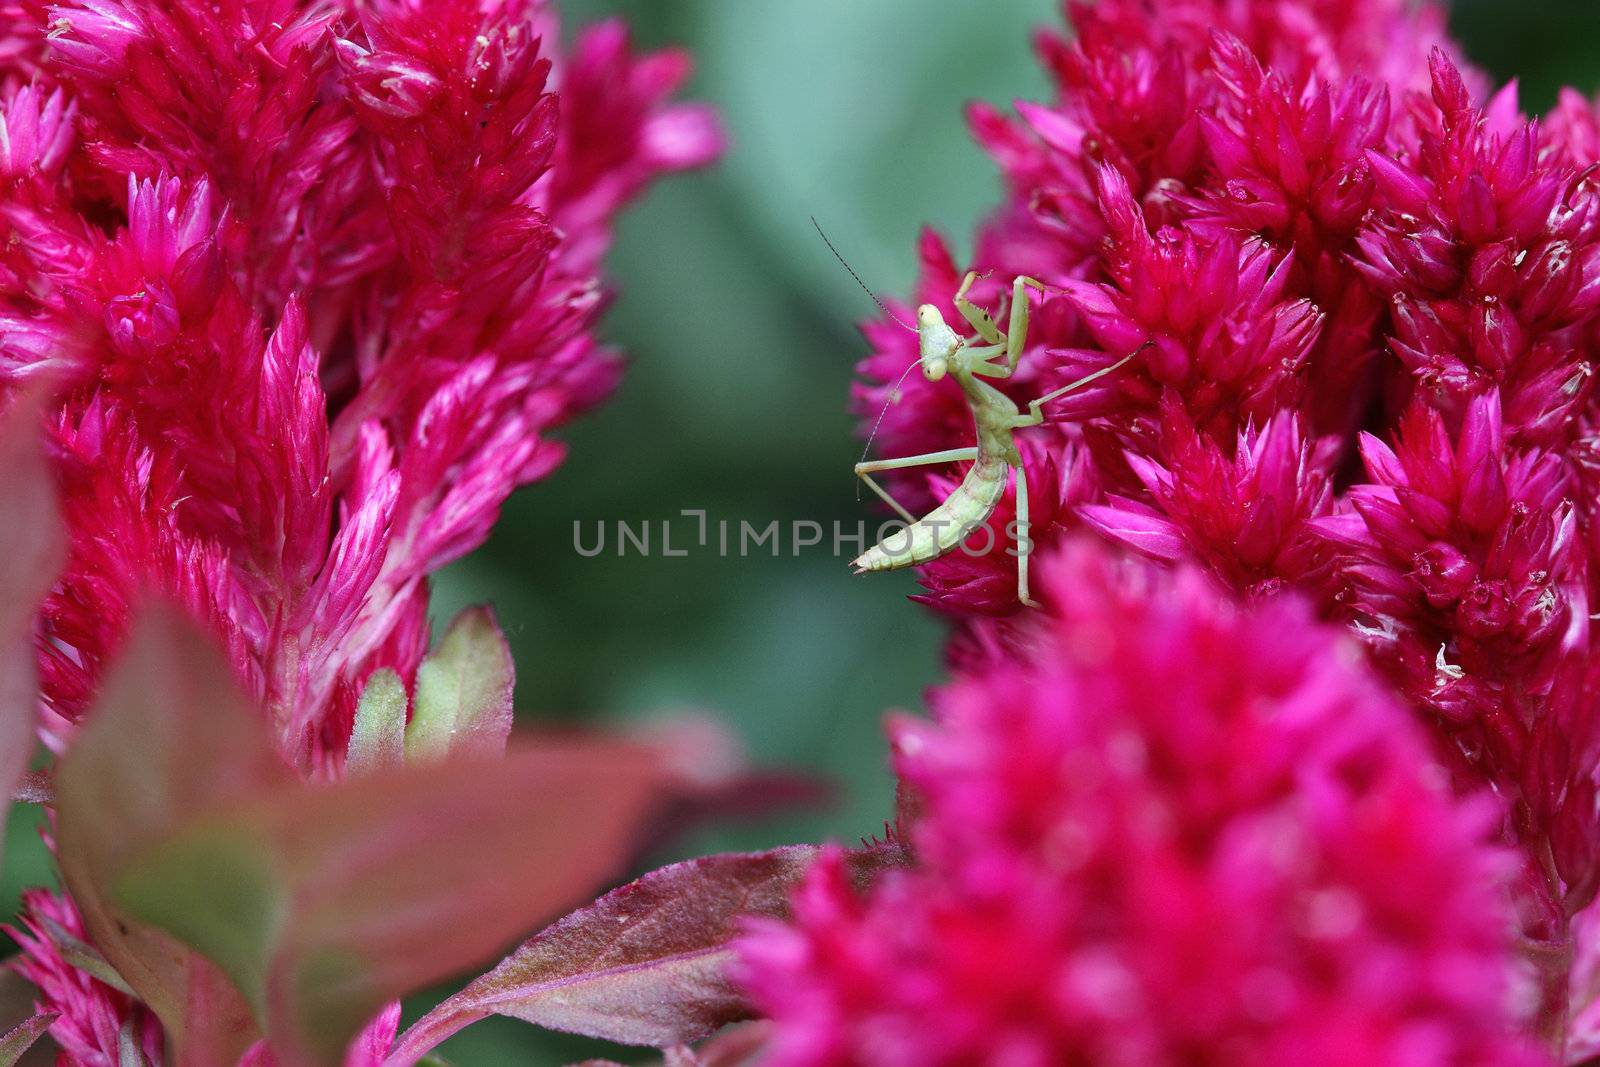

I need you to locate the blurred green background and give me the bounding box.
[5,0,1599,1063]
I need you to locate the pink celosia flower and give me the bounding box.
[3,0,720,765]
[1312,393,1594,943]
[1054,165,1323,439]
[956,0,1465,311]
[742,544,1544,1067]
[853,0,1473,578]
[1316,394,1584,726]
[846,0,1600,1051]
[0,0,720,1060]
[1354,55,1600,448]
[1083,400,1336,596]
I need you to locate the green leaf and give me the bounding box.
[35,914,135,995]
[115,741,672,1066]
[54,609,280,1064]
[114,823,288,1020]
[348,669,407,775]
[58,606,691,1066]
[406,607,515,762]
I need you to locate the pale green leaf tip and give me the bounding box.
[405,606,513,762]
[117,1018,145,1067]
[0,1011,56,1067]
[349,668,408,775]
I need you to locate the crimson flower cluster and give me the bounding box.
[0,0,717,1061]
[808,0,1600,1058]
[2,0,717,761]
[742,544,1542,1067]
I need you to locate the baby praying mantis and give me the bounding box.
[850,271,1139,608]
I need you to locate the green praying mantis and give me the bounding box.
[842,258,1141,608]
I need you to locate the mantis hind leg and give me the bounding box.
[1015,346,1146,428]
[855,447,980,524]
[1014,463,1040,609]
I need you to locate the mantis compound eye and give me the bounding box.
[923,358,948,381]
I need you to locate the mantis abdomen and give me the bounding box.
[852,454,1011,574]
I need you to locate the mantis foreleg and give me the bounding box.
[954,271,1004,345]
[1006,276,1048,373]
[956,273,1050,377]
[855,447,981,524]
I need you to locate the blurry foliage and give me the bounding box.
[2,1,1595,1064]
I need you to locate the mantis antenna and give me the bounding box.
[856,355,925,499]
[808,216,926,497]
[811,216,916,334]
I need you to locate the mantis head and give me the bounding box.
[916,304,960,381]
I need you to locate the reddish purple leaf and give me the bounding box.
[579,1021,769,1067]
[11,770,52,804]
[387,843,906,1064]
[685,1022,773,1067]
[0,636,38,795]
